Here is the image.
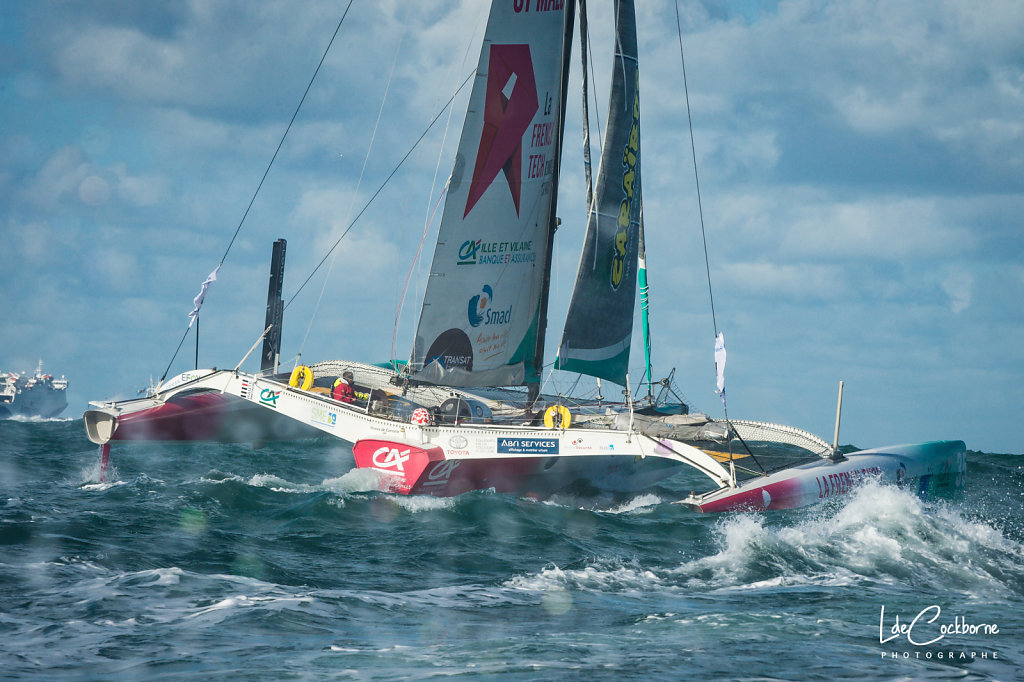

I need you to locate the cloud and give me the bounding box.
[293,186,403,286]
[2,220,64,266]
[112,165,167,207]
[78,174,111,206]
[703,190,975,263]
[718,261,849,302]
[22,146,90,207]
[780,195,974,260]
[641,0,1024,194]
[16,146,169,214]
[941,270,973,313]
[2,1,1022,453]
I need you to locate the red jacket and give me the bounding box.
[332,380,354,403]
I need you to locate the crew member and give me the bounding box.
[332,370,355,403]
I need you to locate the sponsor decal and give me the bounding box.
[468,285,512,328]
[457,238,535,266]
[464,44,539,218]
[311,406,337,428]
[371,446,411,473]
[497,437,559,455]
[513,0,564,12]
[611,67,640,290]
[421,460,461,487]
[425,328,474,371]
[240,379,251,400]
[445,434,471,455]
[475,327,510,362]
[816,466,883,498]
[458,239,482,265]
[259,388,280,408]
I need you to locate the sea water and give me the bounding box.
[1,419,1021,680]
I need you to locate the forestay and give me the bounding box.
[410,1,570,388]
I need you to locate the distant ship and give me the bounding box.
[0,362,68,418]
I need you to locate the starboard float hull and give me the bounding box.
[681,440,967,513]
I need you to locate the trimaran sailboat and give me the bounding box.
[83,1,965,512]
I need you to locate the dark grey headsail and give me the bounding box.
[556,0,641,387]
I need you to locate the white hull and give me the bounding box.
[84,367,966,508]
[85,367,733,495]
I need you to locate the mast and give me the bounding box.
[261,238,287,373]
[530,0,577,403]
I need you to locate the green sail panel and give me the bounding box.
[556,0,641,387]
[409,1,569,388]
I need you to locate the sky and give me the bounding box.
[1,0,1022,455]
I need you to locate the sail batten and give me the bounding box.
[556,0,641,388]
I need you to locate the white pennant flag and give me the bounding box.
[188,265,221,328]
[714,332,727,407]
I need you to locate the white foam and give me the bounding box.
[505,559,662,594]
[504,564,568,592]
[605,493,662,514]
[671,480,1024,594]
[187,592,316,620]
[188,595,253,618]
[325,468,389,494]
[79,458,120,487]
[139,567,184,586]
[248,473,320,493]
[197,471,247,484]
[390,494,457,513]
[80,480,125,491]
[5,415,73,423]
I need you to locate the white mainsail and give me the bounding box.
[409,1,570,388]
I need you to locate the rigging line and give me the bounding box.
[673,0,718,338]
[296,12,408,364]
[283,70,475,312]
[221,1,353,267]
[579,0,593,209]
[398,6,483,367]
[392,183,448,363]
[614,0,628,114]
[158,326,193,384]
[157,3,353,384]
[586,17,603,150]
